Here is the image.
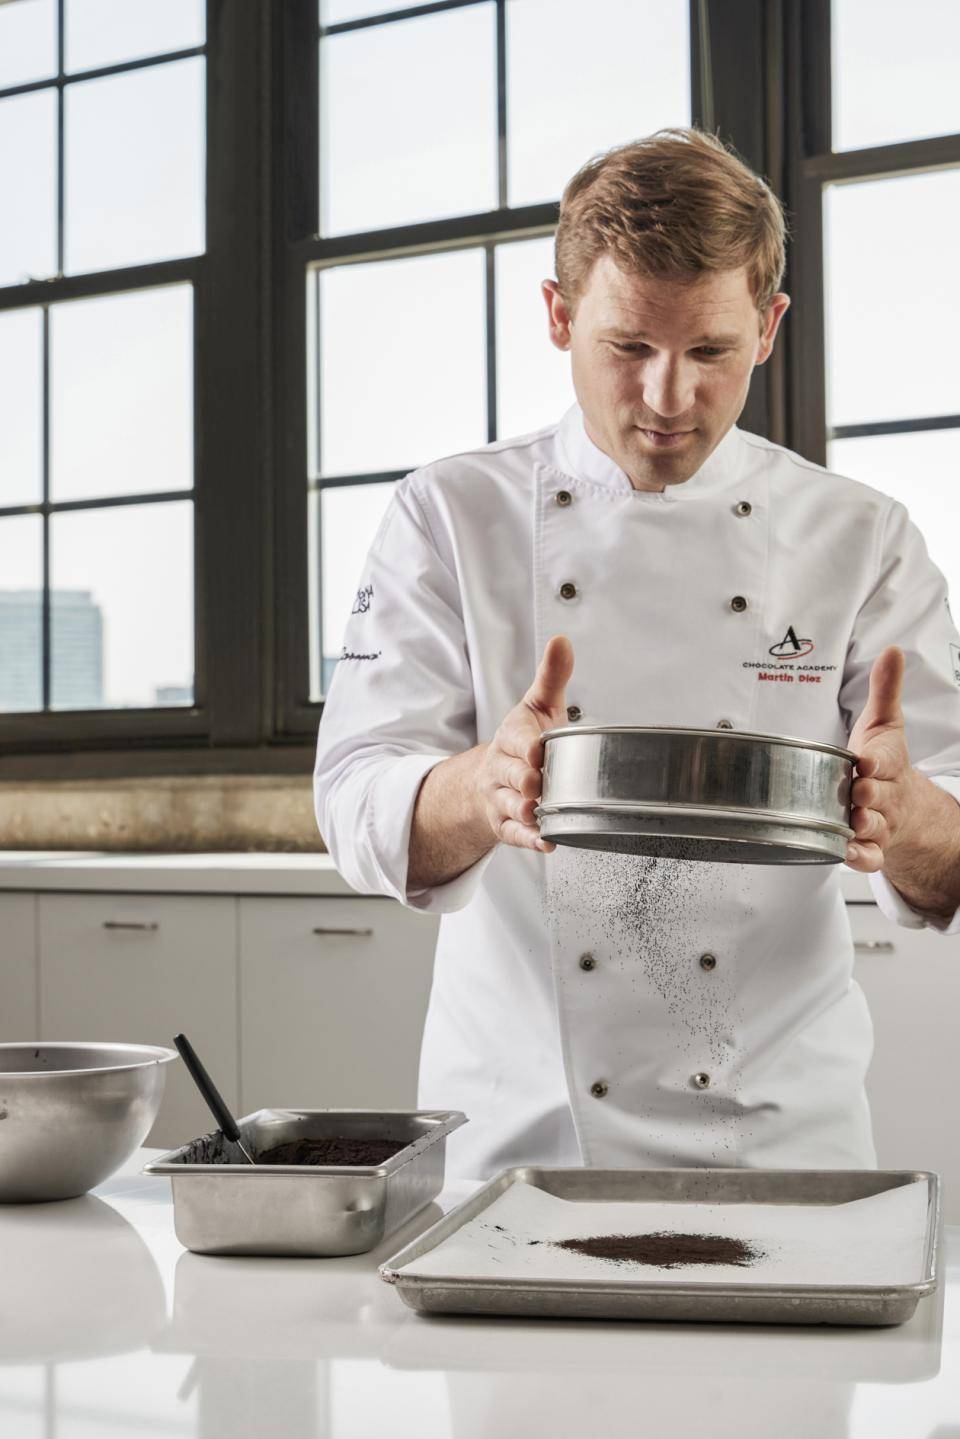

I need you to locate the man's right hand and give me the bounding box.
[477,635,575,852]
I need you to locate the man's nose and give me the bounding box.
[641,357,696,419]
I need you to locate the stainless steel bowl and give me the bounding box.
[0,1042,177,1203]
[536,725,855,864]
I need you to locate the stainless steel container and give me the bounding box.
[536,725,855,863]
[0,1042,176,1203]
[381,1166,940,1326]
[143,1108,466,1256]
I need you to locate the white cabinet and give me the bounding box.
[0,894,37,1041]
[37,893,238,1150]
[5,851,958,1219]
[851,902,960,1220]
[239,897,438,1113]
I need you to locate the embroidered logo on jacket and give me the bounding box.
[769,625,814,659]
[741,623,837,685]
[351,583,373,615]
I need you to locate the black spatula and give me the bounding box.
[173,1032,256,1165]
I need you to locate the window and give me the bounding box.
[11,1,937,773]
[787,0,960,604]
[0,0,204,725]
[0,1,269,767]
[306,0,692,701]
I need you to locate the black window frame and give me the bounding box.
[7,0,945,780]
[782,0,960,468]
[275,0,785,740]
[0,0,282,779]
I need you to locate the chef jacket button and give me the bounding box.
[730,594,748,613]
[567,704,582,723]
[699,952,718,972]
[691,1072,711,1090]
[556,489,572,507]
[590,1080,608,1098]
[579,952,596,971]
[559,581,578,601]
[734,500,752,517]
[716,719,733,730]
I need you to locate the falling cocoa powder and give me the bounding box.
[257,1137,405,1166]
[532,1231,761,1269]
[541,842,755,1162]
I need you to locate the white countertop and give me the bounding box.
[0,1151,955,1439]
[0,850,357,896]
[0,849,878,902]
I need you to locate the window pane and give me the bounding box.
[65,57,205,276]
[311,481,395,699]
[65,0,204,73]
[496,235,575,437]
[317,250,486,475]
[320,6,497,235]
[832,0,960,152]
[824,170,960,428]
[0,308,44,508]
[321,0,421,23]
[0,0,57,89]
[507,0,690,207]
[51,285,193,503]
[828,429,960,614]
[0,90,57,287]
[0,515,43,713]
[50,501,194,709]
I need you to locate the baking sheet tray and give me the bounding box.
[380,1167,939,1326]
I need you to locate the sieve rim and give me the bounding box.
[539,725,856,763]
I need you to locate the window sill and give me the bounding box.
[0,773,323,855]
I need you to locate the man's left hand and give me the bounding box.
[845,647,960,918]
[845,645,921,873]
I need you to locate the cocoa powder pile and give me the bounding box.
[533,1231,761,1269]
[257,1137,405,1166]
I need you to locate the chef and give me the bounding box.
[314,126,960,1181]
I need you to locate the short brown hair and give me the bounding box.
[555,127,789,322]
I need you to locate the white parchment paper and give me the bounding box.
[399,1180,930,1287]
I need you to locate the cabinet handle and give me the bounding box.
[854,939,895,953]
[312,926,373,937]
[103,920,160,932]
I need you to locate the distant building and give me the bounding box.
[154,682,194,706]
[51,590,104,709]
[0,591,43,712]
[321,654,338,693]
[0,589,104,712]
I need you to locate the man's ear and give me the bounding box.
[542,279,573,351]
[755,292,791,365]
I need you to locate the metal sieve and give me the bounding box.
[535,725,856,864]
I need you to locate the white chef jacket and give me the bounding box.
[314,403,960,1181]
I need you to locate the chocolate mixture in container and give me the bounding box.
[533,1231,761,1269]
[257,1137,406,1167]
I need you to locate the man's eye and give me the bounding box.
[611,343,728,358]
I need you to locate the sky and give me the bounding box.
[0,0,958,711]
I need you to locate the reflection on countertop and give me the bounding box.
[0,1191,166,1362]
[0,1152,956,1439]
